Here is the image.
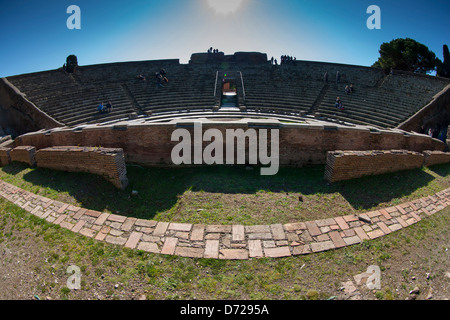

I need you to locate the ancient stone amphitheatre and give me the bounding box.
[1,51,450,260]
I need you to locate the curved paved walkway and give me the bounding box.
[0,179,449,260]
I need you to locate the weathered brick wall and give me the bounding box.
[324,150,425,183]
[13,121,445,167]
[10,146,36,166]
[0,147,11,166]
[423,151,450,167]
[35,146,128,190]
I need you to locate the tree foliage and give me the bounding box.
[372,38,439,74]
[437,45,450,78]
[65,54,78,73]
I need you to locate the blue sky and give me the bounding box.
[0,0,449,77]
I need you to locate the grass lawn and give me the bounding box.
[0,162,449,225]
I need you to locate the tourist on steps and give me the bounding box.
[98,102,104,113]
[105,101,113,113]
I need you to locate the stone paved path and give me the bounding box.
[0,179,449,260]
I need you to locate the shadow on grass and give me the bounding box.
[427,163,450,177]
[2,162,438,219]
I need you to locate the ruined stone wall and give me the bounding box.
[423,150,450,167]
[10,146,36,166]
[35,146,128,190]
[0,147,11,167]
[13,121,445,168]
[324,150,425,183]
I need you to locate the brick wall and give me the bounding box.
[35,146,128,190]
[10,146,36,166]
[13,120,445,168]
[0,147,11,167]
[324,150,425,183]
[423,151,450,167]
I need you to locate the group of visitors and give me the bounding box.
[270,57,278,65]
[335,97,344,111]
[135,68,169,88]
[155,68,169,88]
[420,125,448,142]
[97,101,113,114]
[345,84,355,94]
[208,47,220,54]
[280,55,296,63]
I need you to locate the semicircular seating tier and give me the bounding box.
[5,59,450,129]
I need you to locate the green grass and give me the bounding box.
[0,162,449,225]
[1,195,448,300]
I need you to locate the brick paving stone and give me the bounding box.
[354,227,370,241]
[206,225,232,233]
[204,240,220,259]
[367,211,381,218]
[316,234,330,242]
[125,232,143,249]
[334,217,350,230]
[310,241,335,253]
[248,240,263,258]
[56,203,69,214]
[161,237,178,255]
[137,242,160,253]
[121,217,137,231]
[232,225,245,241]
[191,224,205,241]
[95,229,108,241]
[343,215,359,222]
[388,224,403,232]
[79,228,97,238]
[379,208,393,220]
[168,223,192,232]
[343,229,356,237]
[60,221,74,230]
[153,221,170,236]
[105,235,127,246]
[284,222,306,231]
[270,224,286,240]
[72,220,86,233]
[396,206,407,215]
[205,233,221,240]
[316,218,336,227]
[406,217,417,225]
[410,211,422,221]
[54,214,67,225]
[367,229,384,239]
[263,240,276,248]
[175,247,204,258]
[30,205,42,215]
[94,213,110,226]
[292,245,311,255]
[343,236,361,246]
[107,213,126,222]
[73,208,87,220]
[329,231,346,248]
[219,249,249,260]
[248,232,273,240]
[135,219,157,228]
[264,246,291,258]
[305,221,321,237]
[377,222,391,234]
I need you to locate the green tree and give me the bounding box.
[437,45,450,78]
[372,38,439,74]
[65,54,78,73]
